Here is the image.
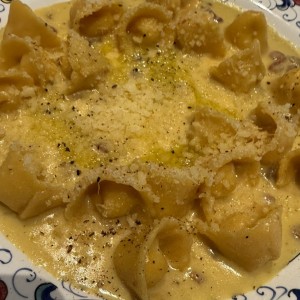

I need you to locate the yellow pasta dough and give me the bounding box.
[0,0,299,300]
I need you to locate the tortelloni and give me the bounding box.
[146,0,181,15]
[204,206,282,271]
[2,35,61,87]
[0,144,63,219]
[271,67,300,112]
[188,102,296,270]
[0,70,34,105]
[74,164,199,220]
[276,149,300,187]
[187,106,270,167]
[209,162,238,198]
[69,0,125,38]
[249,102,297,164]
[63,30,109,92]
[90,180,143,219]
[114,218,192,300]
[0,0,63,106]
[140,164,199,219]
[3,0,61,48]
[210,40,266,93]
[146,0,198,17]
[225,10,268,53]
[198,161,282,271]
[116,3,175,51]
[175,4,226,56]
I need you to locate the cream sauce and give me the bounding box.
[0,1,300,300]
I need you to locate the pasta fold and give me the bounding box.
[0,69,34,105]
[140,164,198,218]
[117,3,174,51]
[70,0,125,38]
[225,10,268,53]
[205,207,281,271]
[91,180,143,218]
[146,0,198,17]
[199,167,282,270]
[0,144,63,218]
[249,101,297,163]
[0,0,64,105]
[175,4,226,56]
[187,107,268,169]
[210,40,265,92]
[0,34,64,95]
[3,0,61,48]
[114,218,192,299]
[65,30,109,92]
[276,149,300,187]
[271,67,300,112]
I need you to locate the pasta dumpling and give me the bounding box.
[225,10,268,53]
[0,69,34,105]
[200,169,282,271]
[0,1,64,104]
[187,107,236,155]
[117,3,174,51]
[70,0,125,38]
[140,165,198,218]
[114,218,192,299]
[20,45,62,87]
[271,67,300,112]
[249,101,297,164]
[65,30,109,92]
[0,144,62,219]
[210,162,237,198]
[206,207,282,271]
[175,5,226,56]
[146,0,198,16]
[187,107,269,168]
[146,0,181,16]
[90,180,143,218]
[210,40,266,92]
[0,35,32,69]
[276,149,300,187]
[3,0,61,48]
[0,34,64,94]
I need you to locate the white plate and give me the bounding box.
[0,0,300,299]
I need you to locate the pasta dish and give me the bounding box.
[0,0,300,299]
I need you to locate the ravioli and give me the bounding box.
[0,0,300,299]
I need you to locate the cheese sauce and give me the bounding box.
[0,1,299,300]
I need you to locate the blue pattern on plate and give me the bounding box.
[257,0,300,32]
[0,244,96,299]
[233,286,300,299]
[0,249,12,264]
[12,268,37,298]
[34,283,57,300]
[61,280,89,298]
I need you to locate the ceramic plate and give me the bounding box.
[0,0,300,299]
